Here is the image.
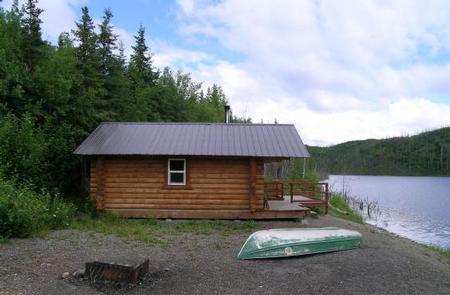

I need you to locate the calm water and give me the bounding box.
[327,175,450,249]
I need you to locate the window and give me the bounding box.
[168,159,186,185]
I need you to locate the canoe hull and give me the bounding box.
[238,227,362,260]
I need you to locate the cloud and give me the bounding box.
[176,0,450,144]
[1,0,86,42]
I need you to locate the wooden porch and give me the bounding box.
[265,179,331,214]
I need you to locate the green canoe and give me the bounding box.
[237,227,362,260]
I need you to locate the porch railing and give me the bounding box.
[265,179,330,214]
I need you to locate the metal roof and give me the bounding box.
[74,122,310,158]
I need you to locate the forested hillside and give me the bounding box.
[0,1,248,196]
[309,127,450,176]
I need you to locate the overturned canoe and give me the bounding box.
[237,227,362,260]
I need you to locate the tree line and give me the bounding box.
[0,0,249,197]
[308,127,450,176]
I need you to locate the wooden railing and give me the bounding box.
[265,179,330,214]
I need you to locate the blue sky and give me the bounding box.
[2,0,450,145]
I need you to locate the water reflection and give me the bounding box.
[328,175,450,249]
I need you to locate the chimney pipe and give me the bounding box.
[224,105,231,124]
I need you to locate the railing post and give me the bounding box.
[325,183,329,214]
[279,181,283,199]
[290,183,293,203]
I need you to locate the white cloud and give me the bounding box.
[39,0,86,41]
[1,0,86,42]
[176,0,450,145]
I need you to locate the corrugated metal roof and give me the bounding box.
[74,122,310,158]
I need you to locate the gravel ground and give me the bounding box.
[0,215,449,295]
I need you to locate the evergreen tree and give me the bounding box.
[72,6,108,132]
[97,9,129,120]
[21,0,44,69]
[126,25,159,121]
[98,9,117,75]
[128,25,155,86]
[0,1,26,113]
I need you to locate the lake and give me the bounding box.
[327,175,450,249]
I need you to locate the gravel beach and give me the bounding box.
[0,215,449,295]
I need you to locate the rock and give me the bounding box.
[62,272,70,279]
[73,269,85,279]
[164,267,170,272]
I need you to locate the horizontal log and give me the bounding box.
[104,203,249,210]
[103,168,163,173]
[104,198,249,205]
[104,195,251,201]
[105,177,165,183]
[190,160,247,165]
[189,178,249,184]
[190,168,249,173]
[104,188,251,196]
[103,190,251,198]
[190,173,248,178]
[104,172,164,178]
[191,183,249,189]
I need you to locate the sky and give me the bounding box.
[2,0,450,146]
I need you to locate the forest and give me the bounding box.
[308,127,450,176]
[0,0,249,197]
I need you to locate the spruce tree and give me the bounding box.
[128,25,156,87]
[21,0,44,69]
[126,25,159,121]
[98,8,117,75]
[72,6,108,132]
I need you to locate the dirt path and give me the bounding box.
[1,216,449,295]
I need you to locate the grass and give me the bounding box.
[329,193,363,223]
[423,244,450,259]
[70,214,258,244]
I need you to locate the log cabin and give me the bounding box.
[74,122,311,219]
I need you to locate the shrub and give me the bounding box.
[0,114,52,191]
[0,179,76,239]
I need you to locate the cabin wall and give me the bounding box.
[90,157,264,216]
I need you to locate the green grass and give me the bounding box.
[329,193,363,223]
[423,244,450,259]
[70,214,258,244]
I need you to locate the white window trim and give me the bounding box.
[168,158,186,185]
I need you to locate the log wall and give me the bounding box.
[90,157,265,216]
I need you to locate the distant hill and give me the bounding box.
[308,127,450,176]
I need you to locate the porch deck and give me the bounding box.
[267,196,310,211]
[265,180,330,214]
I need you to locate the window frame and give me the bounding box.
[167,158,186,186]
